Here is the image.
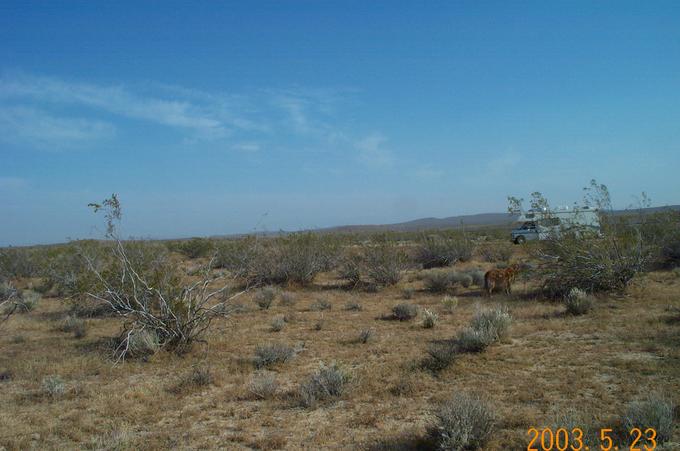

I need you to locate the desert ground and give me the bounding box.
[1,238,679,450]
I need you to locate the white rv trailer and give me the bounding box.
[511,207,601,244]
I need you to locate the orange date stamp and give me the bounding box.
[527,427,658,451]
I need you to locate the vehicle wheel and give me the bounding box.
[514,236,526,245]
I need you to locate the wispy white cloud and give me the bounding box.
[0,72,398,170]
[0,106,115,149]
[356,132,393,167]
[0,74,227,140]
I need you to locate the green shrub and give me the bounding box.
[430,392,495,450]
[540,233,648,296]
[298,362,350,408]
[416,235,474,268]
[19,290,40,312]
[477,242,514,262]
[361,238,409,286]
[176,238,214,259]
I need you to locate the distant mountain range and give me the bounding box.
[208,204,680,239]
[304,204,680,234]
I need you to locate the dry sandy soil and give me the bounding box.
[1,261,679,450]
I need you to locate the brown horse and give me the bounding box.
[484,264,520,296]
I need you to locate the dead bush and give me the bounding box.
[85,195,249,360]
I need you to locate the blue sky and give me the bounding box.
[1,1,679,246]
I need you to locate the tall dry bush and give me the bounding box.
[85,195,249,360]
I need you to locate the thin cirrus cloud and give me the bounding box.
[355,132,394,167]
[0,72,393,168]
[0,106,116,149]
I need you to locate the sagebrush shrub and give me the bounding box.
[441,295,458,313]
[430,392,495,450]
[279,291,296,306]
[58,315,87,339]
[254,343,295,369]
[19,290,41,312]
[310,298,332,311]
[423,341,457,372]
[470,306,511,342]
[564,287,593,315]
[392,303,418,321]
[401,287,415,299]
[298,362,350,408]
[270,315,285,332]
[422,269,454,293]
[361,238,408,286]
[356,328,373,344]
[254,286,277,310]
[622,395,674,445]
[344,299,362,311]
[416,234,474,268]
[540,233,648,296]
[41,375,66,398]
[176,237,214,259]
[126,329,160,358]
[169,366,213,394]
[456,327,494,353]
[477,242,514,262]
[467,270,486,287]
[422,309,438,328]
[249,371,279,400]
